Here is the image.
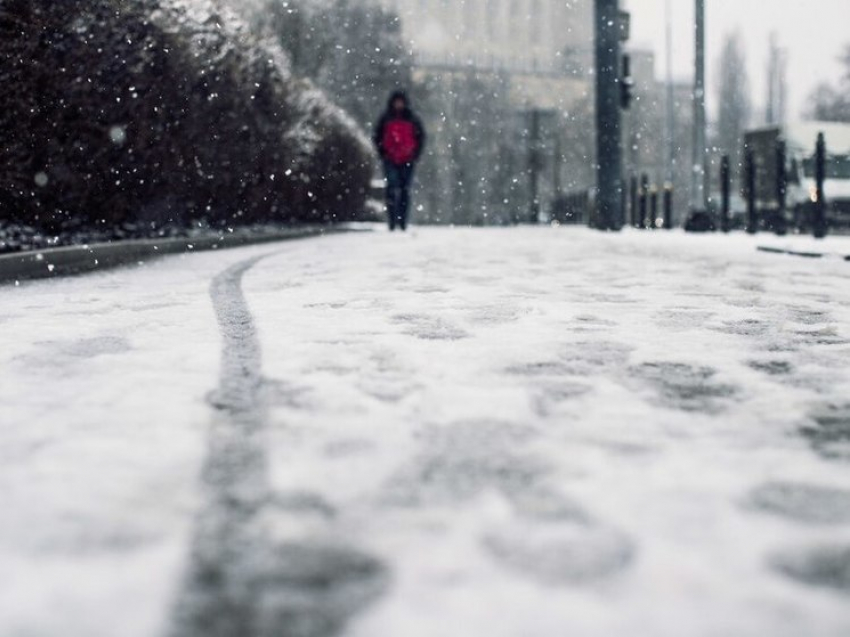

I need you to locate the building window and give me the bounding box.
[486,0,500,40]
[530,0,543,44]
[464,0,478,37]
[510,0,527,46]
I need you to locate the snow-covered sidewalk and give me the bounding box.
[2,227,850,637]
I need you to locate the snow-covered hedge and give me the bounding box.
[0,0,375,232]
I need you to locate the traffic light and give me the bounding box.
[621,53,634,110]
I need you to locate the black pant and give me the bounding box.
[384,161,414,231]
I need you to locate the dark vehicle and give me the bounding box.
[743,122,850,231]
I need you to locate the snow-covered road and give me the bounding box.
[2,227,850,637]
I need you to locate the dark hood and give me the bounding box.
[388,90,408,108]
[386,90,412,116]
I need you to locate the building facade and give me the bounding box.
[381,0,593,78]
[623,49,695,227]
[377,0,596,224]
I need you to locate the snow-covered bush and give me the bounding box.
[252,0,414,133]
[0,0,374,232]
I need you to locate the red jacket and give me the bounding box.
[374,108,426,166]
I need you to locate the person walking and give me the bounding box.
[374,91,426,232]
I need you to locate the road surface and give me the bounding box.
[2,227,850,637]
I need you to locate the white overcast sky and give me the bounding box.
[625,0,849,121]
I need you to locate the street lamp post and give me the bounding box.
[665,0,676,200]
[684,0,715,231]
[594,0,623,231]
[690,0,707,217]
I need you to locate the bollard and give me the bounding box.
[630,175,638,227]
[528,109,541,225]
[650,185,659,229]
[746,150,757,234]
[720,155,731,233]
[774,139,788,236]
[638,174,649,229]
[621,184,628,228]
[663,183,673,230]
[813,132,827,239]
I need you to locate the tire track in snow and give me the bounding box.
[169,254,386,637]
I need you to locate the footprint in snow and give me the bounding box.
[772,544,850,594]
[391,313,469,341]
[748,482,850,525]
[627,361,739,414]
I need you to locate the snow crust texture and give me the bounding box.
[2,227,850,636]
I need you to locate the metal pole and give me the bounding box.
[775,139,787,235]
[639,173,648,229]
[814,132,828,239]
[663,184,673,230]
[621,181,628,228]
[690,0,707,214]
[720,155,731,233]
[665,0,675,186]
[594,0,623,231]
[630,174,638,227]
[529,109,540,224]
[746,149,757,234]
[650,185,659,229]
[554,131,562,200]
